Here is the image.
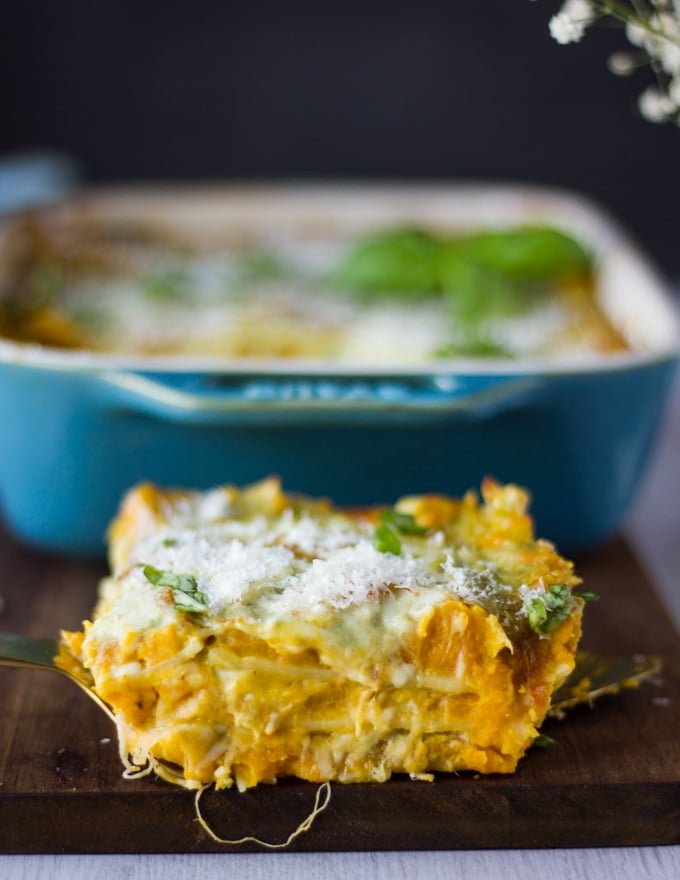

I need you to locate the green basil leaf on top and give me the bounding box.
[329,228,442,297]
[141,563,209,614]
[523,583,586,635]
[442,226,593,282]
[373,509,428,555]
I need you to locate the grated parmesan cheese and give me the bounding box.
[113,501,525,636]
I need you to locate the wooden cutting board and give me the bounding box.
[0,524,678,854]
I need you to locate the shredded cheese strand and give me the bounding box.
[194,781,332,849]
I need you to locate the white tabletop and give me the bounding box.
[2,373,679,880]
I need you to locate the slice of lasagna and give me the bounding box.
[59,477,585,791]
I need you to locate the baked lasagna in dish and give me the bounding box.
[59,478,586,791]
[1,211,627,363]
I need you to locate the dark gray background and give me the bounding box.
[2,0,677,277]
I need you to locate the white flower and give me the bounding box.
[549,0,595,45]
[650,13,680,74]
[625,21,649,48]
[608,51,637,76]
[638,86,677,121]
[564,0,594,18]
[534,0,680,126]
[549,13,585,44]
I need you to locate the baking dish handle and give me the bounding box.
[97,370,542,424]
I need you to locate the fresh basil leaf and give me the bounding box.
[379,510,428,536]
[443,227,593,281]
[440,255,532,323]
[233,249,294,287]
[140,266,189,302]
[574,590,599,603]
[435,337,514,359]
[373,523,403,555]
[524,583,576,634]
[141,564,208,614]
[28,262,64,304]
[330,228,441,297]
[373,509,429,554]
[171,590,210,614]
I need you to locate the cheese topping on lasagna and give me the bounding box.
[1,217,628,363]
[60,478,585,792]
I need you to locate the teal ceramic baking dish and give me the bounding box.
[0,183,677,556]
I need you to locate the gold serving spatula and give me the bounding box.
[0,632,114,719]
[548,649,662,718]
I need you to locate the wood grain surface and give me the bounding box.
[0,527,678,854]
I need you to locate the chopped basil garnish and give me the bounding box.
[533,734,556,749]
[380,510,429,536]
[523,583,596,634]
[234,249,294,286]
[141,564,208,613]
[373,523,403,555]
[373,510,428,555]
[574,590,599,603]
[435,337,514,359]
[28,262,64,304]
[523,583,576,634]
[140,266,189,302]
